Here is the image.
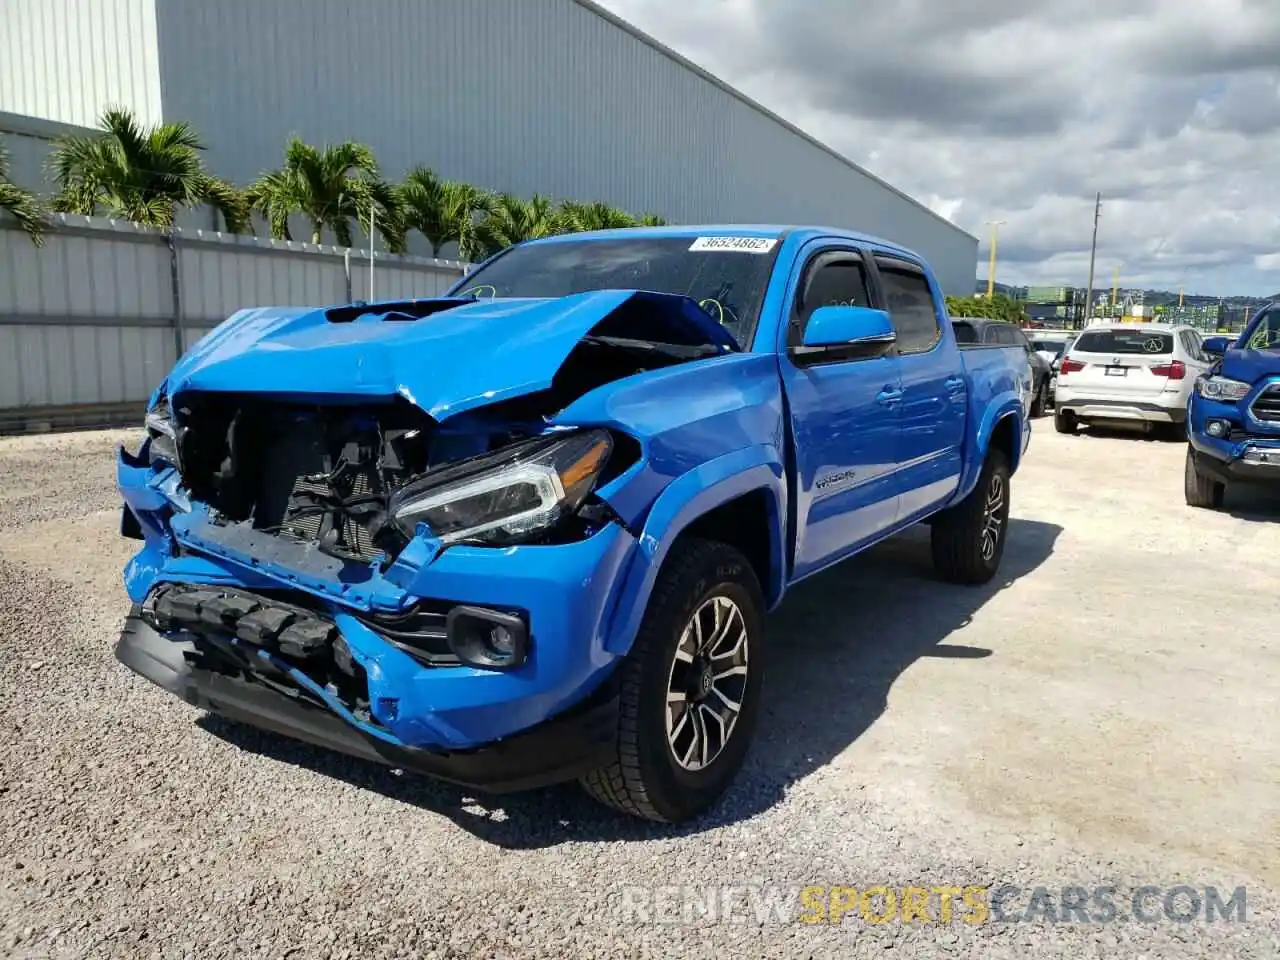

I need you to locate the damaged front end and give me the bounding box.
[114,290,737,787]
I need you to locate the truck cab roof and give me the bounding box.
[519,224,925,264]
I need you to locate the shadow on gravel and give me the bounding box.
[200,517,1062,847]
[1222,483,1280,523]
[1076,422,1185,443]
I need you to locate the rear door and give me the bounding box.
[1064,327,1179,400]
[780,243,903,579]
[872,254,964,521]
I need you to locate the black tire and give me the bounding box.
[580,538,764,822]
[1054,408,1078,434]
[931,448,1011,586]
[1184,446,1225,509]
[1030,379,1048,419]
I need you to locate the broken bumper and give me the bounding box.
[115,609,619,792]
[118,439,642,762]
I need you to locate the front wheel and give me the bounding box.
[1184,446,1225,509]
[580,538,764,822]
[930,448,1011,585]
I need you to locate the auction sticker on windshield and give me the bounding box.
[689,236,778,253]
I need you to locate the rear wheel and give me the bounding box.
[1054,408,1078,434]
[1184,446,1225,509]
[580,538,764,822]
[931,448,1011,585]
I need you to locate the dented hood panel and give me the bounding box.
[165,290,737,420]
[1219,346,1280,385]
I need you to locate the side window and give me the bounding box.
[998,326,1020,346]
[875,259,940,354]
[982,324,1001,345]
[795,251,871,330]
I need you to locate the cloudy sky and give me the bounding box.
[597,0,1280,296]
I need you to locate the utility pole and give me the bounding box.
[1083,192,1101,326]
[985,220,1006,298]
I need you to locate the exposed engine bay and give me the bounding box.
[147,320,722,565]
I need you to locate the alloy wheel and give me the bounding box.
[665,595,750,771]
[980,473,1005,562]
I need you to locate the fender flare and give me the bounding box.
[955,400,1024,503]
[602,444,787,656]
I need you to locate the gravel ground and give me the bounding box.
[1,424,1276,959]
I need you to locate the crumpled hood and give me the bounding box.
[1219,346,1280,386]
[165,289,737,420]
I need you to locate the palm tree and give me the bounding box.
[246,137,404,252]
[555,200,637,233]
[395,166,492,259]
[46,106,246,232]
[0,141,47,246]
[476,193,560,256]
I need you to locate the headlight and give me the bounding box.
[388,429,614,545]
[144,395,179,465]
[1195,376,1251,402]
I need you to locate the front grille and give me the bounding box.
[1250,384,1280,423]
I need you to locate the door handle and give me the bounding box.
[876,387,903,406]
[945,376,965,391]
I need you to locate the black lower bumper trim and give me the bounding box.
[1192,449,1280,484]
[115,610,618,793]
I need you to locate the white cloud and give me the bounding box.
[598,0,1280,295]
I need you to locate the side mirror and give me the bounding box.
[796,305,896,359]
[1202,336,1230,357]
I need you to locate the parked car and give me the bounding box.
[1053,323,1213,437]
[951,317,1051,417]
[114,225,1032,823]
[1185,303,1280,508]
[1029,333,1077,407]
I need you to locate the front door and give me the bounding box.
[780,244,903,580]
[872,254,964,520]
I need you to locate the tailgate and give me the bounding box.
[1062,329,1178,399]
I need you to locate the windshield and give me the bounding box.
[448,236,781,348]
[1072,329,1173,355]
[1242,309,1280,350]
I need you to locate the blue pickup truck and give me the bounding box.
[115,225,1031,822]
[1185,302,1280,508]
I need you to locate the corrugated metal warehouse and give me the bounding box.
[0,0,977,292]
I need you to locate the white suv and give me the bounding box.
[1053,324,1214,437]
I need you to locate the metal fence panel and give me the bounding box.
[0,214,466,432]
